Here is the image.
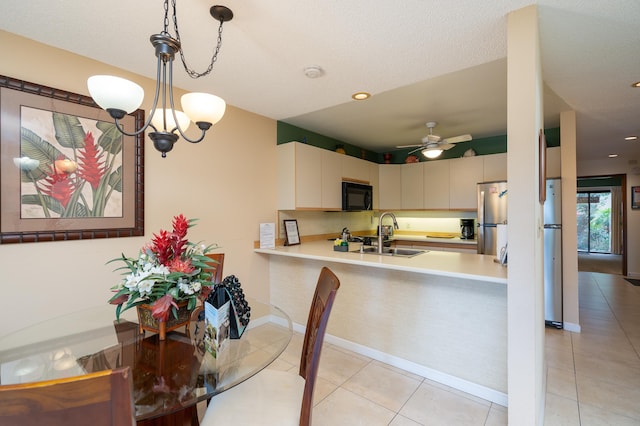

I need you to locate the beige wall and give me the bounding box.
[0,31,278,336]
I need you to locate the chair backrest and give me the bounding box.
[0,367,135,426]
[205,252,225,284]
[299,266,340,426]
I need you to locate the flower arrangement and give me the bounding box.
[108,214,218,322]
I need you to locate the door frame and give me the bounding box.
[577,174,627,276]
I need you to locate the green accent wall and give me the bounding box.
[277,121,560,165]
[578,176,622,188]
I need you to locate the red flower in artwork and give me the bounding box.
[38,169,76,208]
[77,132,106,190]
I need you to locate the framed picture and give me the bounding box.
[0,75,145,244]
[283,219,300,246]
[632,186,640,210]
[538,129,547,204]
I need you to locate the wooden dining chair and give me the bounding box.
[200,266,340,426]
[0,367,135,426]
[205,252,225,284]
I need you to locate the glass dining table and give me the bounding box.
[0,299,292,425]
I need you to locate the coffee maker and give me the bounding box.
[460,219,475,240]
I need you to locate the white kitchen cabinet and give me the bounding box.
[342,155,371,183]
[401,162,424,209]
[378,164,402,210]
[321,149,343,209]
[483,153,507,182]
[277,142,321,209]
[449,156,484,209]
[278,142,376,210]
[369,162,380,210]
[423,160,450,209]
[546,146,561,178]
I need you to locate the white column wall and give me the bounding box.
[506,6,546,425]
[560,111,580,331]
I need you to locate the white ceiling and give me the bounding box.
[1,0,639,162]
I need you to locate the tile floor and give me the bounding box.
[200,271,640,425]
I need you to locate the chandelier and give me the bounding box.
[87,1,233,157]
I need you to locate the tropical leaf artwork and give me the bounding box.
[15,106,124,219]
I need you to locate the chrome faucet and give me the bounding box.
[377,212,399,254]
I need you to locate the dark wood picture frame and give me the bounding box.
[632,186,640,210]
[283,219,300,246]
[539,129,547,204]
[0,75,145,244]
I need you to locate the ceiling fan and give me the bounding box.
[396,121,472,159]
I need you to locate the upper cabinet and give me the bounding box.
[378,164,402,210]
[449,156,484,209]
[401,163,424,210]
[277,142,375,210]
[546,146,561,178]
[482,153,507,182]
[423,160,450,209]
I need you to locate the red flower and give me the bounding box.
[108,294,129,305]
[151,229,173,265]
[77,132,106,190]
[38,169,76,208]
[151,295,178,322]
[167,258,195,274]
[171,214,189,258]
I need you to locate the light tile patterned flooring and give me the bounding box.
[201,271,640,425]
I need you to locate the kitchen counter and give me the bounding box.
[254,239,504,284]
[257,239,508,405]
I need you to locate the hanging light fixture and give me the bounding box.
[421,147,443,159]
[87,1,233,157]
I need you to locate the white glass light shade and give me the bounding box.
[181,93,226,125]
[151,109,191,132]
[422,148,443,159]
[87,75,144,114]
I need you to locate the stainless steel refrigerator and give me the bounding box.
[544,178,563,328]
[477,181,508,256]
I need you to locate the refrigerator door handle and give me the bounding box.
[478,189,485,254]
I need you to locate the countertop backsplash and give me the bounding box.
[277,210,478,239]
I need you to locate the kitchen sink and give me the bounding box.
[351,246,426,258]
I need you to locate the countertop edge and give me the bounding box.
[254,243,506,285]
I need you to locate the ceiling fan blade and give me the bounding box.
[407,146,424,155]
[395,143,423,149]
[442,134,472,144]
[439,143,455,150]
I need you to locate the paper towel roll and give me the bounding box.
[496,224,508,262]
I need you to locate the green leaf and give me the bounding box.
[96,121,123,155]
[108,166,123,193]
[20,194,64,215]
[20,127,60,181]
[53,112,86,149]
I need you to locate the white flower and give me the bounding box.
[137,278,155,297]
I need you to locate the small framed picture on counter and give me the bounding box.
[284,219,300,246]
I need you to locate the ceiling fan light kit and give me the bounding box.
[87,1,233,158]
[395,121,472,160]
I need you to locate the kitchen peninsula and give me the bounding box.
[255,240,508,405]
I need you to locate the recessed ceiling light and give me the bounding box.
[608,154,618,158]
[624,136,638,140]
[632,81,640,88]
[352,92,371,101]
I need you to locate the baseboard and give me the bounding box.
[289,321,508,407]
[563,322,581,333]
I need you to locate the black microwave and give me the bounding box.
[342,182,373,211]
